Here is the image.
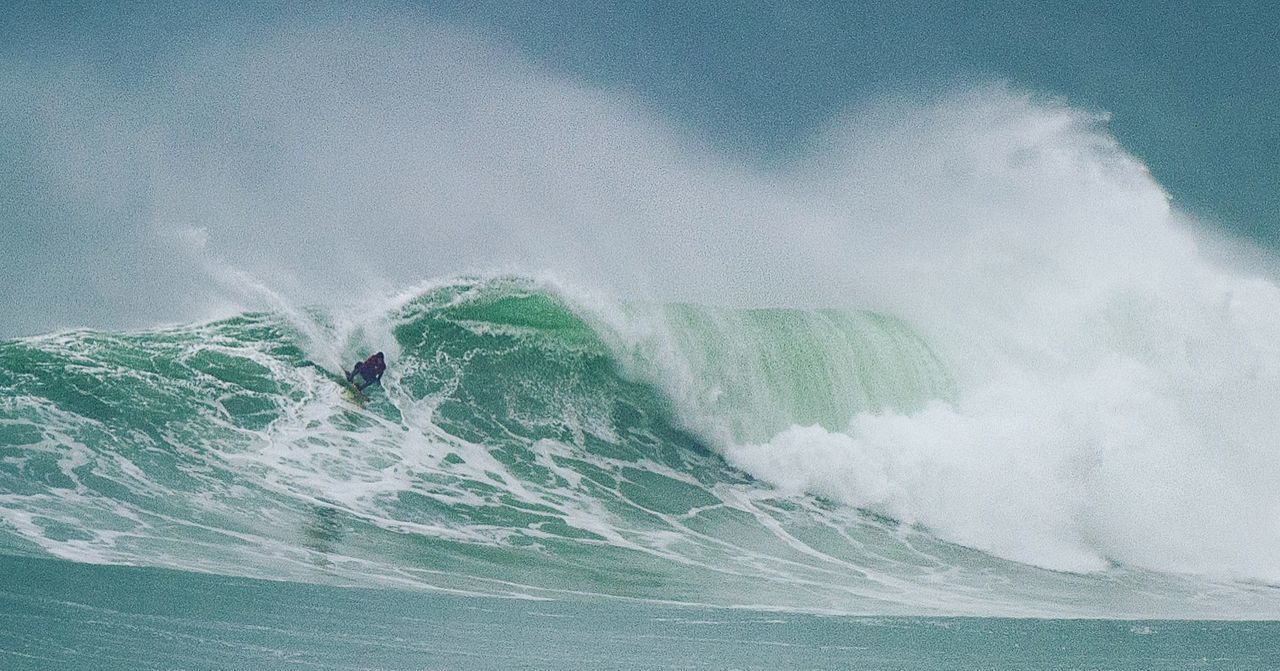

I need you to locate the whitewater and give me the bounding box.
[5,7,1280,667]
[3,255,1280,620]
[6,83,1280,669]
[7,75,1280,622]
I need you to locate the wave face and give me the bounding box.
[1,277,1279,618]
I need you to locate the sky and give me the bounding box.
[1,1,1277,337]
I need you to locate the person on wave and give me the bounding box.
[346,352,386,391]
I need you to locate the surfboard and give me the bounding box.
[345,383,367,406]
[325,369,368,406]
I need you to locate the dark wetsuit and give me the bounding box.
[347,354,386,390]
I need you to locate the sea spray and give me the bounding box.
[702,91,1280,581]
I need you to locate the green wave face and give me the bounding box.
[628,303,955,443]
[0,277,1271,617]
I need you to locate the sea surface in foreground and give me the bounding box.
[1,554,1275,671]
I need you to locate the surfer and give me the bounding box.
[346,352,386,391]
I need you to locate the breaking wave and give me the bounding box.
[3,276,1280,618]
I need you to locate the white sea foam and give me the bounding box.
[6,10,1280,610]
[635,90,1280,583]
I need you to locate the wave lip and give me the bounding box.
[604,303,954,444]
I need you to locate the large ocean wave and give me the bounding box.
[3,277,1279,618]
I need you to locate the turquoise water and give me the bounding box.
[3,555,1276,670]
[4,4,1278,667]
[3,277,1280,667]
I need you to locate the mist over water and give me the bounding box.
[709,91,1280,580]
[5,12,1280,616]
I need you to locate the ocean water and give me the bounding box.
[3,16,1280,660]
[4,556,1277,671]
[2,277,1280,668]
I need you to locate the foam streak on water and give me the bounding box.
[2,277,1279,618]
